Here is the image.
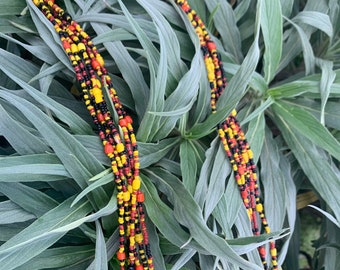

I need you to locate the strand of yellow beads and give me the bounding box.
[175,0,278,269]
[32,1,153,269]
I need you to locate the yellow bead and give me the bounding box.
[135,233,143,243]
[265,226,271,233]
[256,203,263,213]
[132,177,141,191]
[123,191,130,202]
[247,208,252,219]
[91,78,101,88]
[231,109,237,116]
[237,175,245,185]
[116,143,125,153]
[130,236,135,246]
[242,152,249,163]
[77,42,86,52]
[247,149,253,159]
[270,248,277,257]
[97,55,105,66]
[92,87,103,103]
[71,43,78,54]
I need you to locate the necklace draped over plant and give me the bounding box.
[33,0,277,269]
[32,0,153,269]
[175,0,278,269]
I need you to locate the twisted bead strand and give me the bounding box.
[32,1,153,269]
[175,0,277,269]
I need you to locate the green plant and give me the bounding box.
[0,0,340,269]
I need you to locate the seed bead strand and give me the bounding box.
[175,0,278,269]
[32,1,153,269]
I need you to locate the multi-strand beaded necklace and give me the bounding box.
[33,0,277,269]
[175,0,278,269]
[32,1,153,269]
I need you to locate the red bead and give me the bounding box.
[62,40,70,50]
[116,251,126,261]
[258,246,266,257]
[207,41,217,51]
[97,113,104,122]
[135,265,143,270]
[137,192,144,203]
[241,190,248,199]
[104,143,114,154]
[238,167,245,175]
[182,3,190,12]
[91,59,101,70]
[119,116,132,127]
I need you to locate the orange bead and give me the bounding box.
[207,41,216,51]
[137,192,144,203]
[91,59,101,70]
[62,40,70,50]
[116,251,126,261]
[135,265,143,270]
[104,143,114,155]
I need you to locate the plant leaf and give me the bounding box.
[260,0,283,83]
[272,100,340,161]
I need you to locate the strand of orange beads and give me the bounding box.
[175,0,278,269]
[32,1,153,269]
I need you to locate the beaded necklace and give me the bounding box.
[32,1,153,269]
[175,1,278,269]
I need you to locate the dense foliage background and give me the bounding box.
[1,0,340,269]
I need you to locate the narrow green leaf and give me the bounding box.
[0,201,35,225]
[171,249,196,270]
[93,220,108,270]
[138,137,180,168]
[277,150,296,265]
[179,140,198,195]
[0,49,92,135]
[292,11,333,37]
[0,197,92,270]
[284,16,315,74]
[274,113,340,222]
[260,0,283,82]
[205,0,243,63]
[71,172,113,207]
[0,163,71,183]
[289,99,340,130]
[0,90,109,212]
[0,102,50,155]
[138,0,188,81]
[0,182,58,217]
[272,100,340,161]
[203,141,230,220]
[309,205,340,228]
[15,245,94,270]
[117,0,159,69]
[213,176,242,235]
[241,97,273,125]
[145,168,265,270]
[0,90,104,181]
[316,58,336,125]
[0,0,26,15]
[260,127,286,232]
[245,111,265,163]
[280,0,294,17]
[141,174,191,248]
